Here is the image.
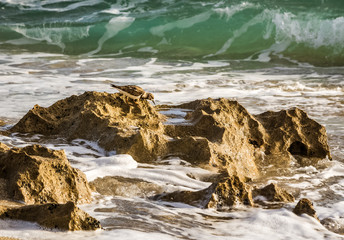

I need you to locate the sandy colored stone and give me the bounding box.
[293,198,319,221]
[90,176,163,198]
[254,183,295,203]
[0,120,5,127]
[165,98,267,180]
[0,143,91,204]
[154,175,253,210]
[0,201,100,231]
[0,237,20,240]
[255,108,332,165]
[9,93,332,181]
[10,91,167,163]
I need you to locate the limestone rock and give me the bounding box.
[255,107,332,164]
[293,198,319,221]
[254,183,295,203]
[0,201,100,231]
[10,91,167,163]
[9,93,332,180]
[165,98,267,180]
[0,143,91,204]
[154,175,253,210]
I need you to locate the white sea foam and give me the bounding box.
[0,52,344,240]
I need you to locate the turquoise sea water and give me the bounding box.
[1,0,344,66]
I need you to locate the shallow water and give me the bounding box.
[0,52,343,240]
[1,0,344,239]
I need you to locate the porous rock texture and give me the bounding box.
[253,183,295,203]
[10,92,167,163]
[293,198,319,221]
[153,175,253,209]
[9,92,332,181]
[0,201,100,231]
[0,143,91,204]
[255,107,332,165]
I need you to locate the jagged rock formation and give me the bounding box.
[153,176,253,209]
[0,201,100,231]
[9,92,331,181]
[293,198,319,221]
[0,143,91,204]
[10,92,167,163]
[255,108,332,165]
[253,183,295,203]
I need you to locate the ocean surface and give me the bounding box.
[0,0,344,239]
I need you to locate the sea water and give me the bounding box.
[0,0,344,239]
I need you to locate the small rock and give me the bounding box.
[321,217,344,234]
[154,175,253,210]
[90,176,163,198]
[293,198,319,221]
[255,183,295,203]
[0,201,100,231]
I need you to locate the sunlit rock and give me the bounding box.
[255,107,332,165]
[0,143,91,204]
[293,198,319,221]
[153,175,253,209]
[10,91,168,163]
[0,201,100,231]
[253,183,295,203]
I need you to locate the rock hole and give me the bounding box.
[288,141,308,156]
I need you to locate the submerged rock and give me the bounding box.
[90,176,163,198]
[293,198,319,221]
[0,201,100,231]
[321,217,344,235]
[154,175,253,209]
[254,183,295,203]
[0,143,91,204]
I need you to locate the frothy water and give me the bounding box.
[0,50,343,239]
[0,1,344,239]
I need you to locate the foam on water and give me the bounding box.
[0,51,344,239]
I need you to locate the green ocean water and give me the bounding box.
[1,0,344,66]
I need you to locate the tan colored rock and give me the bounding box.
[0,143,91,204]
[9,93,331,181]
[90,176,163,198]
[254,183,295,202]
[166,98,267,180]
[293,198,319,221]
[10,91,168,163]
[0,201,100,231]
[154,175,253,209]
[255,107,332,164]
[0,120,5,127]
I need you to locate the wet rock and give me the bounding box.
[154,175,253,210]
[321,217,344,234]
[0,143,91,204]
[9,93,331,180]
[254,183,295,203]
[90,176,163,198]
[165,98,266,180]
[10,91,167,163]
[0,201,100,231]
[255,107,332,165]
[293,198,319,221]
